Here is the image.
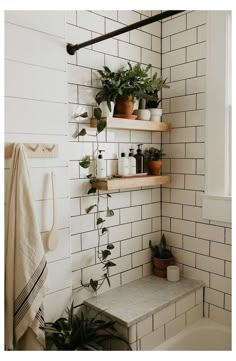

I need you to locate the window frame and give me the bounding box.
[203,10,232,223]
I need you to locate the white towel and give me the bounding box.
[5,144,48,350]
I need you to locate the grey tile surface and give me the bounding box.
[84,275,203,326]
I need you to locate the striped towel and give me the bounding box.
[5,144,48,350]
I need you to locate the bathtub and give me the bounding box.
[153,318,231,351]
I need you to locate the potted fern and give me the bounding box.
[149,234,175,278]
[43,303,131,350]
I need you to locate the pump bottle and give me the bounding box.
[134,144,144,173]
[97,150,106,178]
[128,148,136,175]
[118,153,129,176]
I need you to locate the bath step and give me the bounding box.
[84,275,204,350]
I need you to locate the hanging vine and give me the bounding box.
[73,108,116,292]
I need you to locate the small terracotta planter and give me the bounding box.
[153,256,175,278]
[114,96,135,116]
[148,160,162,175]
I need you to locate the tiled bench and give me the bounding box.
[84,275,204,350]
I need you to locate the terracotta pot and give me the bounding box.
[114,96,135,116]
[153,257,175,278]
[148,160,162,175]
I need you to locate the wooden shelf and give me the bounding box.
[90,117,171,132]
[94,175,171,191]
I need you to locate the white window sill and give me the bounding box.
[202,194,231,223]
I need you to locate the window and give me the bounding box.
[202,11,232,223]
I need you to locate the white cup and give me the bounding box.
[167,265,180,282]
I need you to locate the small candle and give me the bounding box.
[167,265,180,282]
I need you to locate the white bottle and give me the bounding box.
[118,153,129,176]
[128,149,136,175]
[97,150,106,178]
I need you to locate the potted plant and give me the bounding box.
[145,73,169,122]
[95,66,120,117]
[43,302,131,350]
[149,234,175,278]
[96,62,151,119]
[144,147,165,175]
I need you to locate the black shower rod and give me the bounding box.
[67,10,185,55]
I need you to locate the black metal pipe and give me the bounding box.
[67,10,185,55]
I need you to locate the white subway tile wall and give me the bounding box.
[162,11,231,324]
[67,10,162,305]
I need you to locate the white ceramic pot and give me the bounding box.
[148,108,162,122]
[100,101,115,117]
[133,109,151,121]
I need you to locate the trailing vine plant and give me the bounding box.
[73,108,116,292]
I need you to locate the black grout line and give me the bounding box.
[162,23,207,39]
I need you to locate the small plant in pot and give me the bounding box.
[149,234,175,278]
[114,62,151,119]
[145,74,169,122]
[144,147,165,175]
[95,66,120,117]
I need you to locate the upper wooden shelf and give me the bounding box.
[93,175,171,191]
[90,117,171,132]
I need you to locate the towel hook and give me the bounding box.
[45,145,56,152]
[27,144,39,152]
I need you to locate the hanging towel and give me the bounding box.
[5,144,48,350]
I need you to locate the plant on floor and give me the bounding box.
[149,234,175,278]
[43,302,131,350]
[73,108,116,292]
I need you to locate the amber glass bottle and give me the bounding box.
[134,144,144,173]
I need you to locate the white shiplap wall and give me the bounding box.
[4,10,72,322]
[161,11,232,326]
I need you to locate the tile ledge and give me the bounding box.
[84,275,204,327]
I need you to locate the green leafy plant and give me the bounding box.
[149,234,173,259]
[95,62,152,109]
[145,73,169,108]
[43,303,131,350]
[144,147,166,161]
[73,109,116,292]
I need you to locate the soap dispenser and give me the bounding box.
[118,153,129,176]
[97,150,106,178]
[128,148,136,175]
[134,144,144,173]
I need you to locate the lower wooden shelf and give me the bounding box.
[94,175,171,191]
